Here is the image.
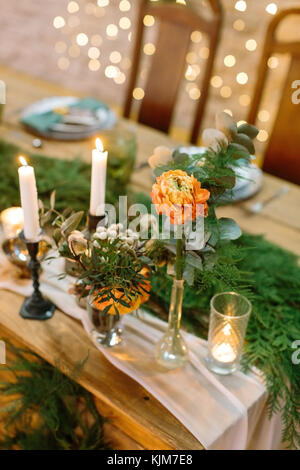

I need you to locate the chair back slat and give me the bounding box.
[248,8,300,184]
[139,20,191,132]
[263,55,300,183]
[124,0,222,143]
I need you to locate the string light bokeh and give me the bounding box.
[36,0,299,148]
[0,0,298,156]
[51,0,300,152]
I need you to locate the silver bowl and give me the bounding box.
[2,236,49,277]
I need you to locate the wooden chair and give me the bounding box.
[124,0,223,144]
[248,8,300,185]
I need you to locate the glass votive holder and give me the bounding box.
[0,207,24,239]
[206,292,252,375]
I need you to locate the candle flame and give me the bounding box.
[95,138,103,152]
[19,156,28,166]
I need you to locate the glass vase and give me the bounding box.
[155,279,188,369]
[87,295,122,347]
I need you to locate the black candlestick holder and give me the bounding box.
[87,212,106,235]
[19,232,55,320]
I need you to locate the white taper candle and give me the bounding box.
[90,138,107,216]
[18,156,40,241]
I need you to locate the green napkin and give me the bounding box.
[21,110,62,132]
[20,97,108,133]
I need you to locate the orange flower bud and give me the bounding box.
[151,170,210,225]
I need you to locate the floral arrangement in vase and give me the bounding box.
[148,111,259,368]
[46,208,152,346]
[41,111,258,360]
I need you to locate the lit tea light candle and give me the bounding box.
[212,342,237,363]
[0,207,24,239]
[18,156,40,241]
[211,323,237,363]
[207,292,251,375]
[90,138,107,216]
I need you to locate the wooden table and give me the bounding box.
[0,66,299,450]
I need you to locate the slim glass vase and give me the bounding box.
[155,278,188,369]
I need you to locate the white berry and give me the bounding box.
[98,231,108,240]
[107,229,117,239]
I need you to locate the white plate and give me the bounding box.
[21,96,117,141]
[178,146,263,202]
[227,164,263,201]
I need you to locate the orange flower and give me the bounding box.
[93,268,151,315]
[151,170,210,225]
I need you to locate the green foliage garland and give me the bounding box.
[0,140,128,212]
[0,343,110,450]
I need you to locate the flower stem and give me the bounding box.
[176,237,184,280]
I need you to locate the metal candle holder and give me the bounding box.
[19,233,55,320]
[87,212,106,235]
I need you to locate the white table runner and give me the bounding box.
[0,249,283,450]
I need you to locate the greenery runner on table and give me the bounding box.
[0,140,299,448]
[0,344,110,450]
[0,140,128,212]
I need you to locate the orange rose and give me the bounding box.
[151,170,210,225]
[93,268,151,315]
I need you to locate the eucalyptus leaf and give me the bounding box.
[202,252,218,270]
[205,219,219,247]
[227,143,250,160]
[215,111,238,140]
[173,152,190,164]
[198,245,216,253]
[218,217,242,241]
[186,252,203,270]
[164,241,177,255]
[171,149,182,160]
[183,263,195,286]
[153,167,165,177]
[233,133,255,155]
[204,231,212,245]
[238,123,259,139]
[208,231,219,247]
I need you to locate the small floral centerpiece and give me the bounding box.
[148,111,258,368]
[47,209,152,346]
